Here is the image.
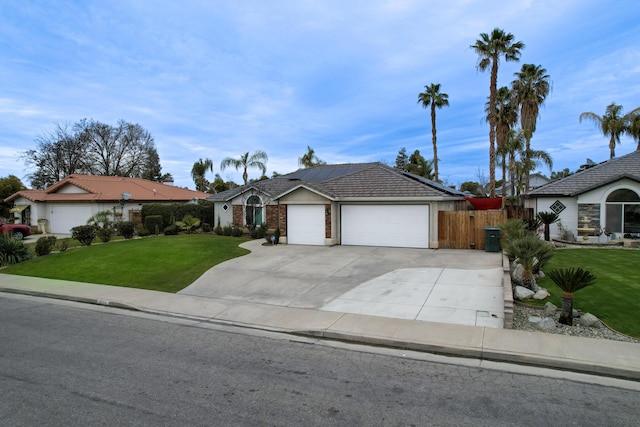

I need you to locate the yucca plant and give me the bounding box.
[175,214,201,234]
[536,211,559,241]
[0,235,31,266]
[502,232,554,289]
[547,267,596,325]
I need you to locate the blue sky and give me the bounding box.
[1,0,639,190]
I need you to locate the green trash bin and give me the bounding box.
[484,227,501,252]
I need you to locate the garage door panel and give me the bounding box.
[51,205,93,234]
[287,205,325,245]
[341,205,429,248]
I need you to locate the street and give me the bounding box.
[1,294,638,426]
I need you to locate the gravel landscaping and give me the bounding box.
[512,303,640,344]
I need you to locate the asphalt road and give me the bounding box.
[1,294,639,426]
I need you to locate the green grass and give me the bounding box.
[2,234,250,293]
[533,248,640,338]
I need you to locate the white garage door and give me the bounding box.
[341,205,429,248]
[50,205,93,234]
[287,205,326,245]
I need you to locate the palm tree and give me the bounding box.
[547,268,596,325]
[298,146,326,168]
[579,103,640,159]
[504,129,525,196]
[470,28,525,198]
[502,232,554,290]
[487,87,518,196]
[536,211,559,241]
[626,112,640,150]
[511,64,551,190]
[514,147,552,195]
[191,158,213,192]
[417,83,449,182]
[220,150,268,185]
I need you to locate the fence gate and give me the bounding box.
[438,210,507,250]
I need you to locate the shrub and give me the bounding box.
[214,216,223,235]
[265,228,280,245]
[222,225,232,236]
[0,235,31,266]
[87,210,114,229]
[231,226,243,237]
[71,225,98,246]
[144,215,163,235]
[117,221,136,239]
[97,227,114,243]
[175,214,200,234]
[58,240,69,252]
[202,222,211,233]
[502,232,555,289]
[35,236,57,256]
[250,223,266,239]
[164,224,179,235]
[137,228,150,237]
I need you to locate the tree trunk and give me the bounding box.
[559,292,573,325]
[522,269,535,290]
[431,103,438,183]
[488,59,498,198]
[544,224,550,241]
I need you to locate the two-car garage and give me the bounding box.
[286,204,430,249]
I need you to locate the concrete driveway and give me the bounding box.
[180,240,505,328]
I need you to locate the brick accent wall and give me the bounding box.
[232,205,243,226]
[266,205,278,229]
[325,204,331,238]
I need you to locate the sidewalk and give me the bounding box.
[1,273,638,381]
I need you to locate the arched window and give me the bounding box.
[606,189,640,234]
[245,195,263,226]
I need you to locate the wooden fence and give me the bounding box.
[438,210,507,250]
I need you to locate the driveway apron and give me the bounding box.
[180,240,504,327]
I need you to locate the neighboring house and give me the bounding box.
[524,150,640,241]
[5,174,208,234]
[496,173,550,196]
[208,162,465,248]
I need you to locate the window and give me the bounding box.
[222,203,229,212]
[245,195,263,226]
[605,189,640,234]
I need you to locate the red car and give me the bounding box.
[0,222,32,240]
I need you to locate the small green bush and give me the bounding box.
[58,240,69,252]
[0,235,31,266]
[214,215,223,235]
[250,224,266,239]
[97,227,114,243]
[145,215,163,235]
[222,225,232,236]
[71,225,98,246]
[164,224,179,235]
[35,236,57,256]
[137,228,150,237]
[117,221,136,239]
[231,226,243,237]
[202,222,211,233]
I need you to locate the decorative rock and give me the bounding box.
[542,302,558,317]
[532,289,550,300]
[534,270,545,279]
[511,263,525,286]
[572,309,580,318]
[535,317,556,331]
[514,286,535,301]
[579,313,603,328]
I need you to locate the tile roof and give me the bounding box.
[526,150,640,197]
[207,163,465,202]
[5,174,208,203]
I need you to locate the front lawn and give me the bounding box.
[534,248,640,338]
[1,234,250,293]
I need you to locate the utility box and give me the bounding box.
[484,227,501,252]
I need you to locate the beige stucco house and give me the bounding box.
[208,162,466,248]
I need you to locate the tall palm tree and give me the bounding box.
[547,268,596,325]
[504,129,525,196]
[514,148,553,195]
[417,83,449,182]
[191,158,213,192]
[579,103,640,159]
[511,64,551,190]
[487,87,518,196]
[626,112,640,150]
[220,150,268,185]
[470,28,524,198]
[298,146,326,168]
